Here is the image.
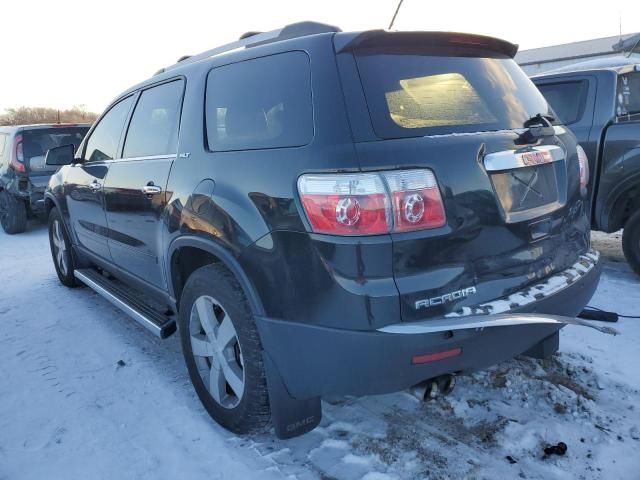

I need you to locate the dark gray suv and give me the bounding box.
[44,22,601,439]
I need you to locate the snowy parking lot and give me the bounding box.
[1,224,639,480]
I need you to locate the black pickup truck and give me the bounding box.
[532,59,640,273]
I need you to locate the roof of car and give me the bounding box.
[0,123,92,133]
[532,55,640,78]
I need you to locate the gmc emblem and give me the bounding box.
[521,151,552,166]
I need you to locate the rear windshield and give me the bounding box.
[22,127,89,160]
[354,51,553,138]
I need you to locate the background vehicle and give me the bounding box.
[44,22,600,439]
[532,60,640,274]
[0,124,90,233]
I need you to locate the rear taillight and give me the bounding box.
[297,173,390,235]
[297,169,446,236]
[10,134,25,173]
[383,170,446,232]
[576,145,589,196]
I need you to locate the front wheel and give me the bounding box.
[178,264,271,434]
[48,207,78,287]
[623,210,640,276]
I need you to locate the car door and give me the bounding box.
[65,96,134,260]
[102,79,185,289]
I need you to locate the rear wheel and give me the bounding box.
[178,264,270,434]
[0,190,27,234]
[622,210,640,276]
[48,207,78,287]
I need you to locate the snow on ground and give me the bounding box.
[0,223,638,480]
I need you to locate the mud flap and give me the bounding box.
[263,352,322,439]
[523,331,560,359]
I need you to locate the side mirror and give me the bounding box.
[45,144,76,166]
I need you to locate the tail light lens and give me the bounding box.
[383,170,446,232]
[297,174,390,235]
[10,134,26,173]
[576,145,589,196]
[297,169,446,236]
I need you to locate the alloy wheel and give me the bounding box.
[51,219,69,276]
[189,295,245,409]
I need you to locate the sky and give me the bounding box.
[2,0,639,114]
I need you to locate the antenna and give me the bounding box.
[388,0,404,30]
[619,13,622,41]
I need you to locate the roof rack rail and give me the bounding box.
[156,21,340,75]
[240,31,262,40]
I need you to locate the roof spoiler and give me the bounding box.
[335,30,519,58]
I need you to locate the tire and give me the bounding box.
[178,264,270,434]
[48,207,78,287]
[622,210,640,276]
[0,190,27,234]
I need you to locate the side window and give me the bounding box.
[123,80,184,158]
[205,51,313,151]
[84,96,134,162]
[536,81,588,125]
[0,133,7,156]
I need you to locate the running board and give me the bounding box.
[74,269,177,339]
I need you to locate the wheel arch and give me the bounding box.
[167,236,265,317]
[44,192,58,215]
[602,181,640,232]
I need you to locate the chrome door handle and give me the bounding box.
[89,181,101,191]
[142,185,162,195]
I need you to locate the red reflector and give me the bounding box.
[412,347,462,365]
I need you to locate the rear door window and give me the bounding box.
[123,79,184,158]
[205,51,313,151]
[536,81,588,125]
[353,52,552,138]
[83,96,134,162]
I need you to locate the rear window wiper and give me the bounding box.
[516,113,556,145]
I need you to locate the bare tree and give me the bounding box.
[0,105,98,126]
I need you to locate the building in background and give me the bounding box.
[516,33,640,76]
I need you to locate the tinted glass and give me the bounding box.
[617,71,640,117]
[22,127,90,161]
[123,80,184,158]
[84,97,134,162]
[354,52,552,138]
[206,52,313,151]
[537,81,588,125]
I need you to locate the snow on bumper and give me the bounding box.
[446,249,600,318]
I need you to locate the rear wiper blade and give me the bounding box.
[516,113,556,145]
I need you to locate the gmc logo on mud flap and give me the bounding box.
[415,287,477,310]
[286,416,316,432]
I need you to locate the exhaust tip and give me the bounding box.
[412,374,456,402]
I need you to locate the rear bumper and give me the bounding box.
[256,250,601,399]
[4,176,48,211]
